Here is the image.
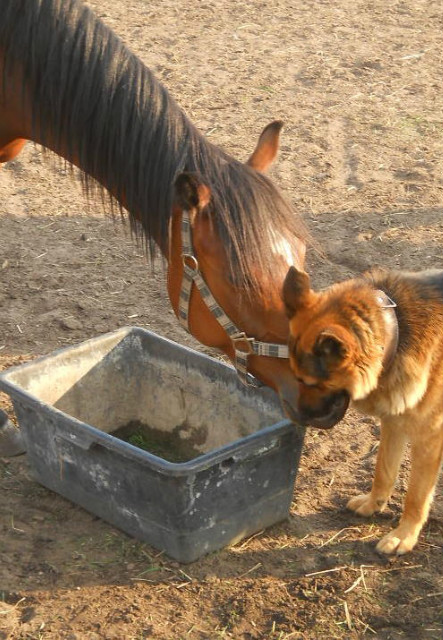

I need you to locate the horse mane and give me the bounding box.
[0,0,308,295]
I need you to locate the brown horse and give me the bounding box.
[0,0,307,417]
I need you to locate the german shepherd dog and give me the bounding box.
[282,266,443,554]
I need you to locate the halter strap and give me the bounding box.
[178,210,289,385]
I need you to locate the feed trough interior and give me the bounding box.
[0,327,305,562]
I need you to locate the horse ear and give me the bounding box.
[282,266,312,317]
[247,120,283,172]
[174,173,211,216]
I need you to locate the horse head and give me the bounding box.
[167,122,306,417]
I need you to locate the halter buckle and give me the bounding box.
[182,254,199,271]
[231,331,255,355]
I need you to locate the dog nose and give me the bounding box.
[300,390,350,429]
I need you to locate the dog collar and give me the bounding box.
[374,290,399,371]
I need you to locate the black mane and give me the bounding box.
[0,0,307,293]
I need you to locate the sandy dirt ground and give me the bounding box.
[1,0,442,638]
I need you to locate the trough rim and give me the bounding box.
[0,326,300,476]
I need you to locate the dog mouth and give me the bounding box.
[283,390,350,430]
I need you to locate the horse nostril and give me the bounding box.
[281,400,301,425]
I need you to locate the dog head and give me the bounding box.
[282,267,384,428]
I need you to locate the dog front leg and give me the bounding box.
[347,419,407,517]
[376,420,443,555]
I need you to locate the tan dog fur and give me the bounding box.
[282,266,443,554]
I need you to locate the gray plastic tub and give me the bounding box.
[0,327,305,562]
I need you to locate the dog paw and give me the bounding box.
[375,527,419,555]
[346,493,383,517]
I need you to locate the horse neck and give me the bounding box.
[0,0,308,292]
[0,1,209,256]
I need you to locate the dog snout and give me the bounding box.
[282,388,350,429]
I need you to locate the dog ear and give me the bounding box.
[174,173,211,221]
[282,266,312,317]
[315,328,349,363]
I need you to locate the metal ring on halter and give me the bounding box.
[231,331,255,355]
[182,254,199,271]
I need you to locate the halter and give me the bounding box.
[177,210,289,385]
